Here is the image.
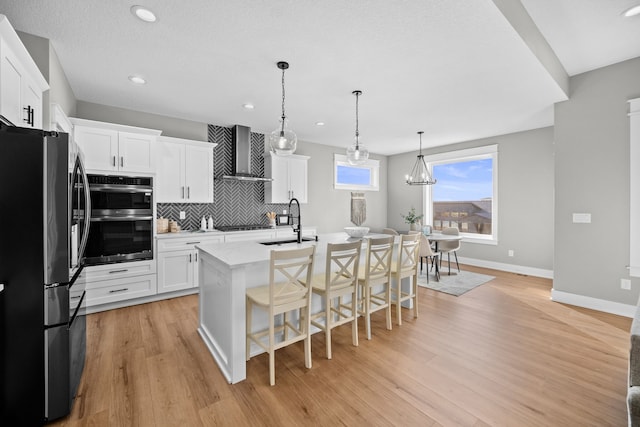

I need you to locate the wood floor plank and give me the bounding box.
[49,265,631,426]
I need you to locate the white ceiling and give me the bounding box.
[1,0,639,155]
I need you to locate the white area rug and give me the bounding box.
[417,269,495,296]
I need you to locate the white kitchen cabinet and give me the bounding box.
[156,136,216,203]
[70,118,161,174]
[83,259,157,308]
[264,152,309,203]
[0,16,48,129]
[157,234,224,293]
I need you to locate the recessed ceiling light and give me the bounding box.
[242,103,255,110]
[315,122,325,126]
[131,5,157,22]
[128,75,146,85]
[623,5,640,17]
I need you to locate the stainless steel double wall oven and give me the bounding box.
[85,174,153,265]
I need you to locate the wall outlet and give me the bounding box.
[621,279,632,290]
[179,211,186,220]
[508,250,514,257]
[283,209,287,214]
[572,213,591,223]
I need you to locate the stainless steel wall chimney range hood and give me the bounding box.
[221,125,273,182]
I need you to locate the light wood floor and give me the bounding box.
[50,265,631,426]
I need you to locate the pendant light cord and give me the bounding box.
[354,91,360,149]
[280,68,286,133]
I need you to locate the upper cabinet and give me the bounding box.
[70,118,161,174]
[0,15,48,129]
[155,136,216,203]
[264,152,309,204]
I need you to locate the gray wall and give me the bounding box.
[289,140,388,234]
[76,101,208,141]
[388,127,555,271]
[554,57,640,304]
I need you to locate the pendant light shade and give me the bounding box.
[346,90,369,165]
[405,131,436,185]
[269,61,297,155]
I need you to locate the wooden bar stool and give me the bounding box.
[357,236,394,340]
[245,245,315,386]
[390,233,420,325]
[309,241,361,359]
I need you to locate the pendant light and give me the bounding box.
[405,131,437,185]
[346,90,369,165]
[269,61,297,155]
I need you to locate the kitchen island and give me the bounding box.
[196,232,399,384]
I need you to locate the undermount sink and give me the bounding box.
[259,236,316,246]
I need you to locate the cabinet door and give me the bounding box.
[118,132,155,173]
[74,126,119,171]
[156,141,186,203]
[288,156,308,203]
[157,250,194,293]
[185,144,213,203]
[0,38,24,127]
[22,76,42,129]
[265,154,290,203]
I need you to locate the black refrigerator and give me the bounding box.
[0,120,91,425]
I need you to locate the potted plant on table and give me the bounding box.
[401,207,423,231]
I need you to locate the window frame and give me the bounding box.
[424,144,498,245]
[333,154,380,191]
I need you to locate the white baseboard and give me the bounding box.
[457,256,554,279]
[551,289,637,318]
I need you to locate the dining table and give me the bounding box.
[426,233,463,276]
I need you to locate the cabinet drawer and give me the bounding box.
[85,274,156,306]
[83,260,156,282]
[157,235,224,252]
[224,230,275,242]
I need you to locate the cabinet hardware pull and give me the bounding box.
[186,241,200,245]
[195,253,198,262]
[181,186,185,198]
[70,295,81,299]
[120,157,124,167]
[113,156,116,166]
[187,186,190,198]
[109,288,129,294]
[108,269,128,274]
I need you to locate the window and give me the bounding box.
[334,154,379,191]
[424,145,498,244]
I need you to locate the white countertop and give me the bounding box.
[196,232,397,268]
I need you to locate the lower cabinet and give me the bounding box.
[83,260,157,308]
[85,275,157,307]
[157,234,224,293]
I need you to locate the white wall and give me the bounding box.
[554,57,640,305]
[388,127,555,272]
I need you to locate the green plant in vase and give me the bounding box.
[401,207,423,231]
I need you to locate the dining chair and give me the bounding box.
[357,236,394,340]
[408,230,440,283]
[245,245,316,386]
[382,228,399,235]
[390,233,420,325]
[309,241,361,359]
[439,227,461,274]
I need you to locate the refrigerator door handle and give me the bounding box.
[77,156,92,264]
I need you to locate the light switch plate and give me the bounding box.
[572,213,591,223]
[622,279,632,290]
[179,211,186,219]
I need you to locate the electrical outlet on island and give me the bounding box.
[621,279,632,290]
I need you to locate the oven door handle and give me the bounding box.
[90,215,154,222]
